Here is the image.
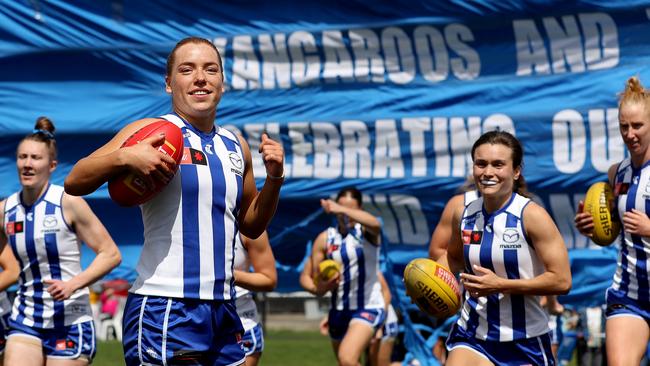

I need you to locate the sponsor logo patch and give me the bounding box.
[181,147,208,166]
[43,215,57,228]
[229,152,244,176]
[462,230,482,245]
[614,182,629,196]
[502,228,519,243]
[55,339,66,351]
[359,311,376,322]
[5,221,23,235]
[326,244,340,256]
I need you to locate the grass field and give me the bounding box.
[93,330,580,365]
[93,329,337,366]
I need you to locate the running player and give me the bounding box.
[64,37,283,366]
[574,76,650,366]
[312,187,385,366]
[445,130,571,366]
[1,117,121,366]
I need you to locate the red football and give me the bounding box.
[108,120,184,206]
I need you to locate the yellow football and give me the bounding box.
[584,182,620,246]
[403,258,461,318]
[317,259,341,282]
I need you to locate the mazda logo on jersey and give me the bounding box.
[229,152,243,176]
[5,221,23,235]
[502,228,519,243]
[43,215,57,228]
[229,152,243,169]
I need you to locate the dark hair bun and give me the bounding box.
[34,116,56,135]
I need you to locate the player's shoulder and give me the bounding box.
[521,200,552,223]
[447,194,466,210]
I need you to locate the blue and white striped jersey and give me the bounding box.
[611,158,650,302]
[130,114,245,301]
[457,193,549,341]
[4,184,92,328]
[326,223,384,311]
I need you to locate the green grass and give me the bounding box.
[93,340,124,366]
[260,329,337,366]
[93,329,337,366]
[93,330,581,366]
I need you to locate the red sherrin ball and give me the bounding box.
[108,120,184,206]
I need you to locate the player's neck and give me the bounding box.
[176,110,216,133]
[631,150,650,169]
[21,181,49,207]
[482,192,511,214]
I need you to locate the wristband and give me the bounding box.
[267,172,285,181]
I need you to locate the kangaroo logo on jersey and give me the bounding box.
[181,147,208,166]
[462,230,482,245]
[5,221,23,235]
[229,152,243,176]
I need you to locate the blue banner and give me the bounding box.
[3,1,650,364]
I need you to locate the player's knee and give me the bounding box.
[337,353,359,366]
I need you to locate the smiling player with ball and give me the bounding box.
[443,131,571,366]
[65,37,284,366]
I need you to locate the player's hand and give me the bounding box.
[315,271,340,296]
[319,317,329,336]
[574,201,594,237]
[460,265,503,298]
[123,133,177,190]
[259,133,284,180]
[623,209,650,237]
[44,279,77,301]
[320,199,346,215]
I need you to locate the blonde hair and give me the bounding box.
[619,76,650,117]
